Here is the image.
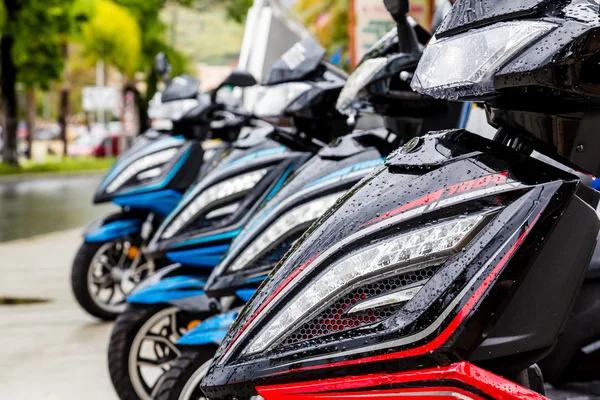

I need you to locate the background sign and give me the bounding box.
[349,0,434,67]
[82,87,121,112]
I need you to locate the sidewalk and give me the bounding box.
[0,229,117,399]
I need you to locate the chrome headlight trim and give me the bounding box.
[106,147,180,194]
[243,213,487,355]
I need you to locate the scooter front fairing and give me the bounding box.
[201,129,599,399]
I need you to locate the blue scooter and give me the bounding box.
[71,57,257,321]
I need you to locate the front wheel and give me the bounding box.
[155,347,217,400]
[71,239,150,320]
[108,304,205,400]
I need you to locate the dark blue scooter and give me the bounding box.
[107,37,350,400]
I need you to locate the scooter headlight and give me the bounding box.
[227,193,343,273]
[412,21,555,99]
[242,213,486,356]
[161,169,268,239]
[336,58,388,114]
[106,148,180,194]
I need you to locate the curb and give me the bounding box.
[0,170,106,184]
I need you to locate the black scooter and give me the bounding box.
[201,0,600,399]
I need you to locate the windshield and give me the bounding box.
[436,0,551,37]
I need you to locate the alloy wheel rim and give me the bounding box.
[128,307,186,400]
[87,240,150,314]
[178,359,211,400]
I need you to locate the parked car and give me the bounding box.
[68,133,131,158]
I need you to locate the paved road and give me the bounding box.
[0,229,117,399]
[0,174,115,243]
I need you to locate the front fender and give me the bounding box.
[127,264,218,312]
[177,308,241,346]
[83,212,145,243]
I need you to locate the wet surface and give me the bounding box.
[0,175,115,243]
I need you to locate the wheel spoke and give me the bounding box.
[143,333,181,356]
[170,315,181,341]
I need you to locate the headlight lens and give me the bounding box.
[106,148,179,194]
[336,58,388,114]
[254,83,313,118]
[161,169,268,239]
[244,213,486,355]
[228,193,343,273]
[412,21,554,99]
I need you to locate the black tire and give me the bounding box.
[155,347,218,400]
[108,303,175,400]
[71,241,119,320]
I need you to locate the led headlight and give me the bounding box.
[106,148,179,194]
[254,83,313,118]
[336,58,388,114]
[244,213,486,355]
[228,193,343,273]
[161,169,268,239]
[412,21,555,99]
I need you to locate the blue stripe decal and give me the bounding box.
[226,146,287,168]
[85,219,142,243]
[172,228,242,248]
[306,158,385,189]
[113,147,192,196]
[242,275,266,285]
[113,189,182,216]
[166,244,230,267]
[264,163,295,202]
[458,102,472,129]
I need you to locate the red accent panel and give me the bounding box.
[257,362,547,400]
[364,172,510,227]
[265,211,542,376]
[363,189,444,227]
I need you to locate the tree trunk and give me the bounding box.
[0,5,19,166]
[25,88,36,159]
[58,40,70,157]
[123,81,146,137]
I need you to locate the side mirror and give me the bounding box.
[211,69,257,103]
[221,69,257,89]
[383,0,420,55]
[384,0,410,23]
[155,53,172,82]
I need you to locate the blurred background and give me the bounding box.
[0,0,440,242]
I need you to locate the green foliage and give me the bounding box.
[8,0,73,89]
[191,0,251,23]
[222,0,252,23]
[80,0,141,76]
[294,0,350,69]
[161,5,243,65]
[0,156,115,176]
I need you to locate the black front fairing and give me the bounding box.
[146,127,313,259]
[94,131,204,204]
[203,129,394,297]
[202,129,599,398]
